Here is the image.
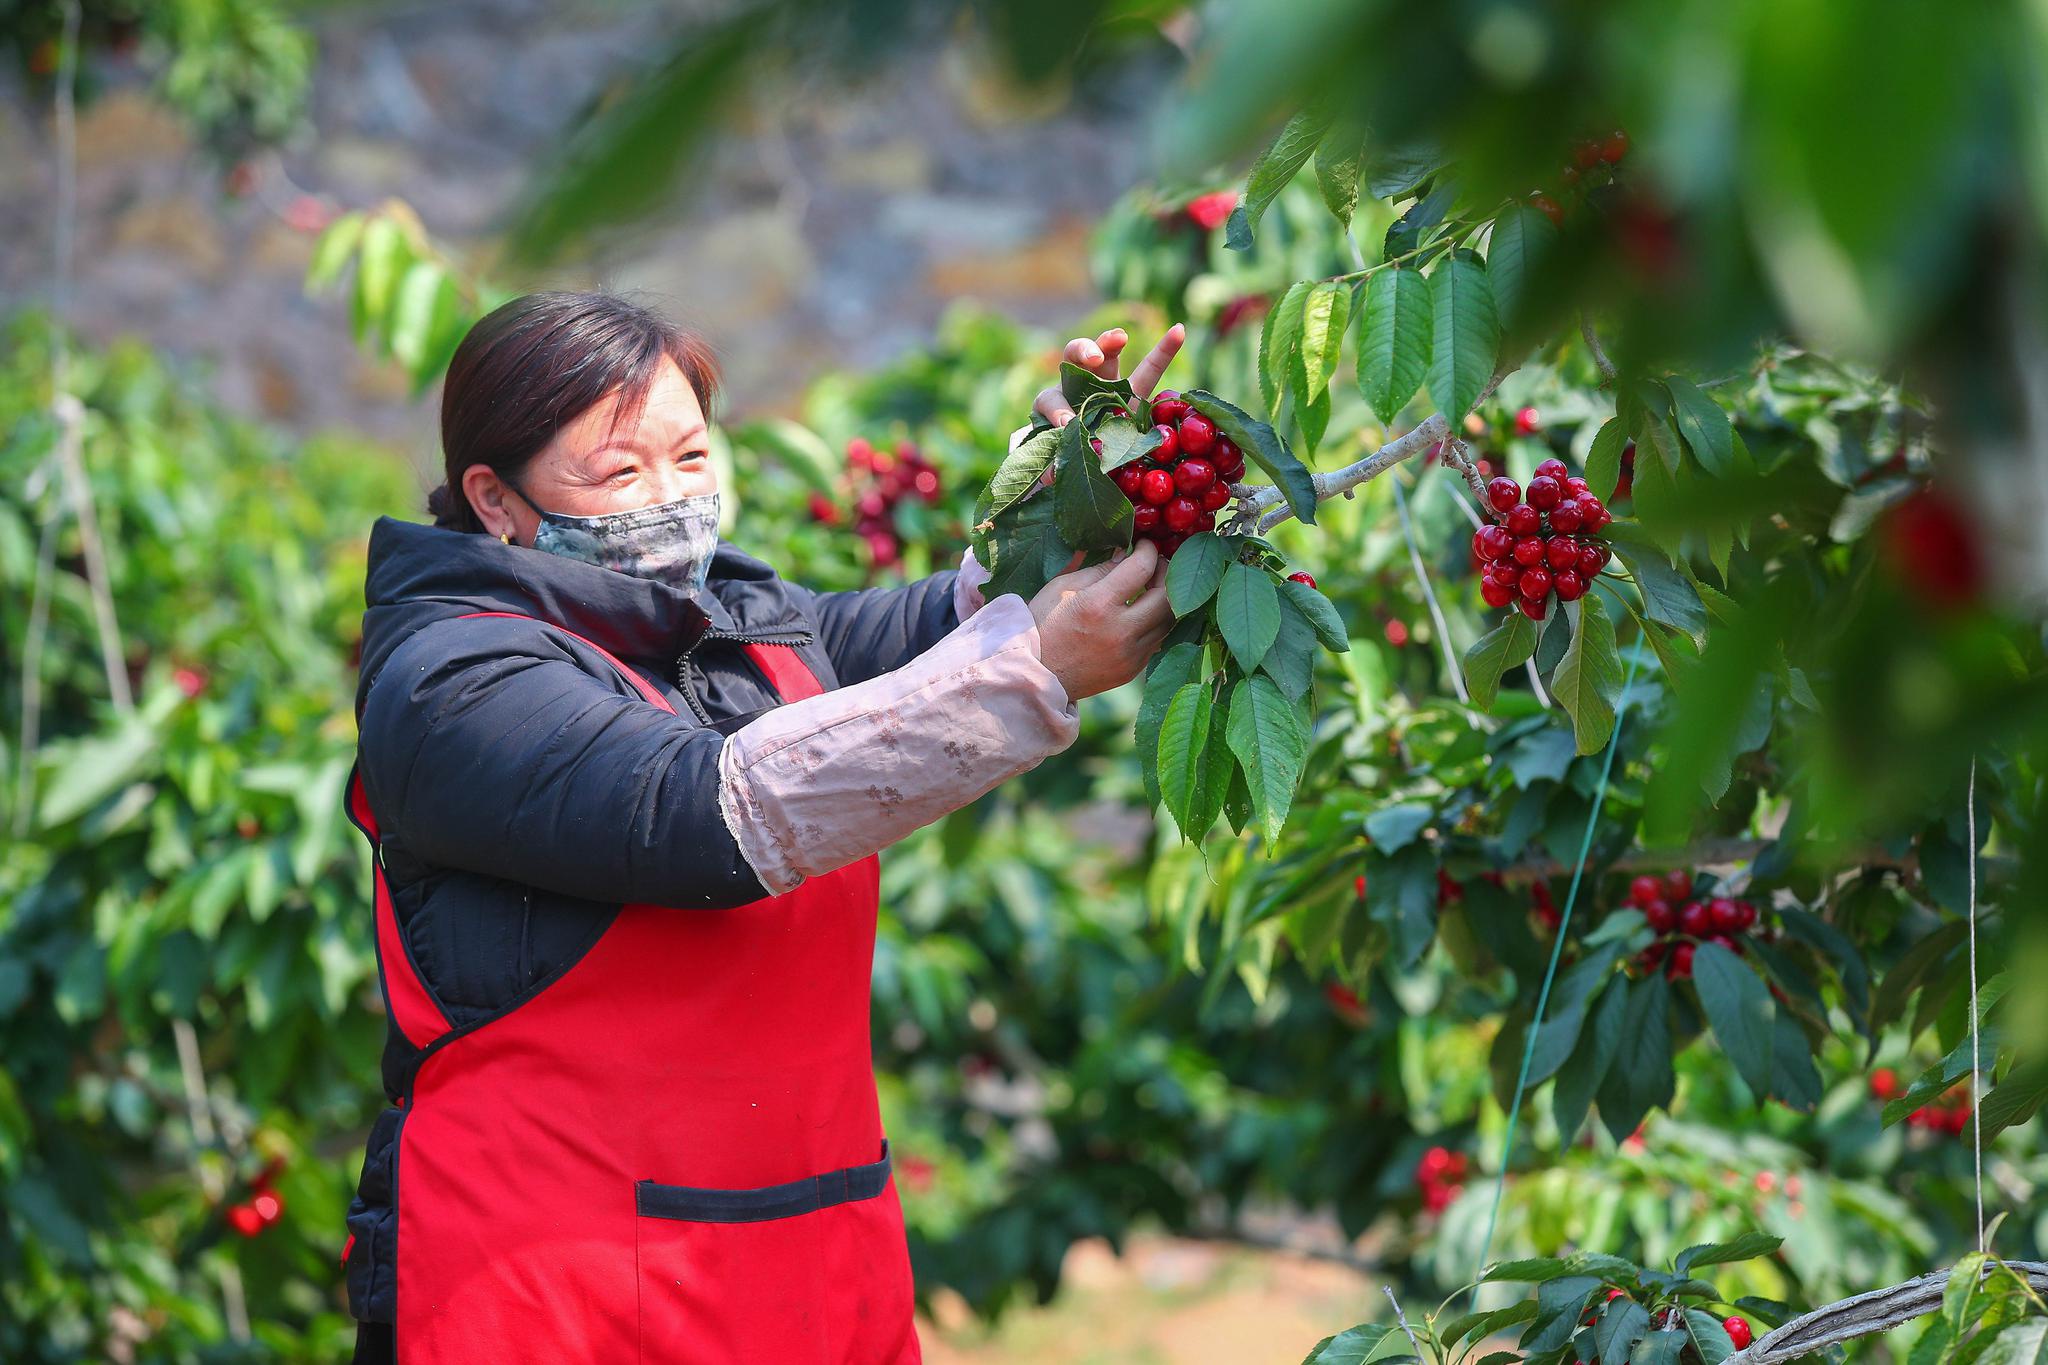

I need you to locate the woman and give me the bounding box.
[341,290,1183,1363]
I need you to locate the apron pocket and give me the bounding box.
[633,1141,918,1364]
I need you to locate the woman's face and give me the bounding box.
[465,355,717,545]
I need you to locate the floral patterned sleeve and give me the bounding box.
[714,593,1076,894]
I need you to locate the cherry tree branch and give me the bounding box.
[1232,414,1454,535]
[1728,1262,2048,1365]
[1581,313,1618,385]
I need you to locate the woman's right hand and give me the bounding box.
[1027,542,1174,701]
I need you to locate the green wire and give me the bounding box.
[1466,642,1646,1306]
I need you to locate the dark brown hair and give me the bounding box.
[426,291,722,532]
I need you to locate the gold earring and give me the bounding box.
[500,532,511,545]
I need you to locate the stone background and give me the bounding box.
[0,0,1166,479]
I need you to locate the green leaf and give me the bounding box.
[1684,1310,1736,1365]
[1978,1061,2048,1142]
[1598,1297,1652,1365]
[388,261,453,374]
[1137,644,1206,807]
[1297,384,1331,455]
[1297,280,1352,409]
[1552,594,1623,754]
[1487,204,1556,331]
[1313,126,1367,228]
[1621,381,1684,475]
[1356,265,1433,425]
[1768,1011,1824,1111]
[1216,563,1284,672]
[1302,1325,1398,1365]
[1980,1319,2048,1365]
[1608,538,1709,648]
[1227,675,1309,844]
[1227,109,1333,250]
[1262,594,1320,699]
[1665,375,1735,477]
[1427,253,1498,421]
[1674,1234,1784,1276]
[1053,418,1134,553]
[303,211,364,292]
[1634,1330,1688,1365]
[351,214,407,344]
[1166,533,1235,616]
[1094,416,1164,473]
[1463,612,1538,710]
[1158,683,1215,841]
[1585,418,1628,502]
[982,492,1070,601]
[1059,361,1135,412]
[1598,973,1674,1141]
[1278,579,1348,651]
[36,717,161,829]
[1366,144,1442,199]
[1553,974,1628,1140]
[1692,943,1776,1099]
[984,427,1060,520]
[1261,282,1312,415]
[1185,390,1318,526]
[1487,1256,1571,1282]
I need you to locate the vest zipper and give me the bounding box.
[673,627,815,724]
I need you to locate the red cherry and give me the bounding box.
[1177,412,1218,456]
[866,532,901,568]
[913,469,941,502]
[1545,536,1580,571]
[1709,898,1742,933]
[1663,870,1693,901]
[1199,482,1232,512]
[1638,941,1669,971]
[1151,424,1182,463]
[1286,571,1319,588]
[1573,139,1604,170]
[1710,933,1744,955]
[252,1191,284,1224]
[1564,476,1591,497]
[1195,508,1218,534]
[1577,542,1609,576]
[1530,192,1564,227]
[1602,130,1631,164]
[1870,1068,1901,1100]
[1883,486,1985,611]
[1163,497,1200,533]
[1482,578,1516,608]
[1486,560,1524,588]
[1526,475,1563,510]
[1139,469,1175,506]
[1678,901,1711,937]
[1534,458,1568,480]
[1549,499,1585,533]
[1517,595,1547,620]
[1553,569,1587,601]
[1723,1318,1752,1351]
[1487,477,1522,512]
[228,1203,264,1238]
[1519,567,1553,600]
[1474,525,1515,561]
[1667,942,1696,980]
[1630,875,1663,907]
[1212,438,1244,479]
[1157,532,1187,557]
[1133,504,1161,534]
[1643,899,1675,934]
[1578,496,1612,531]
[1506,504,1542,536]
[1513,536,1547,567]
[857,491,888,520]
[1516,408,1544,437]
[1174,459,1217,496]
[1151,395,1191,426]
[1113,465,1144,498]
[1734,900,1758,930]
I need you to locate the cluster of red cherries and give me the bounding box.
[224,1157,287,1239]
[1573,1293,1751,1359]
[1472,458,1615,618]
[1107,390,1246,557]
[1870,1070,1974,1135]
[1625,870,1763,981]
[1528,127,1631,228]
[809,437,943,571]
[1414,1144,1470,1215]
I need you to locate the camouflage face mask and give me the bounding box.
[505,476,721,598]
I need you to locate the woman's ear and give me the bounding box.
[463,466,526,544]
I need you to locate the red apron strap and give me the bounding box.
[455,610,677,715]
[345,764,453,1050]
[742,642,825,703]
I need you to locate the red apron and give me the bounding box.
[346,611,920,1363]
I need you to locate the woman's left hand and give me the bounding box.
[1031,323,1187,429]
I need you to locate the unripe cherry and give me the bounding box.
[1177,412,1218,456]
[1487,477,1522,512]
[1553,569,1587,601]
[1151,394,1191,426]
[1513,536,1547,567]
[1163,496,1200,533]
[1174,458,1216,496]
[1151,424,1181,462]
[1139,469,1176,506]
[1549,499,1584,533]
[1519,567,1553,600]
[1546,536,1580,571]
[1482,579,1516,608]
[1506,504,1541,536]
[1526,474,1563,510]
[1474,525,1514,561]
[1132,504,1161,534]
[1535,457,1568,480]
